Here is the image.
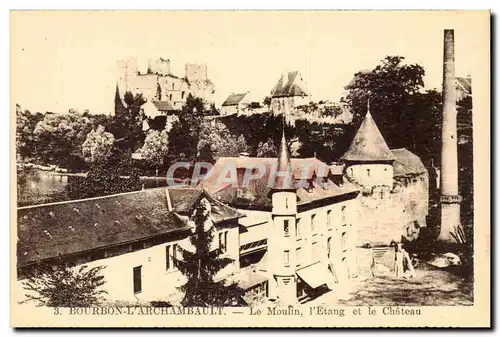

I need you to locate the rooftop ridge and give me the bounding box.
[17,185,199,210]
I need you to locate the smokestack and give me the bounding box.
[439,29,462,241]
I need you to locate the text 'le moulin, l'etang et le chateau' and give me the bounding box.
[63,305,422,317]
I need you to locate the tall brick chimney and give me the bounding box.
[439,29,462,241]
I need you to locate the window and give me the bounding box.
[219,231,228,253]
[296,247,302,266]
[341,206,346,222]
[166,244,179,271]
[172,83,175,90]
[380,189,384,199]
[181,91,185,99]
[173,244,179,267]
[169,94,173,100]
[284,250,290,267]
[341,232,347,252]
[284,219,290,237]
[295,218,301,237]
[327,210,332,228]
[367,169,371,177]
[133,266,142,294]
[327,237,332,258]
[311,214,316,233]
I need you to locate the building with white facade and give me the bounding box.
[270,71,311,117]
[16,107,429,306]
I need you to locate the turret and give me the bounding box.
[341,103,396,193]
[267,129,298,304]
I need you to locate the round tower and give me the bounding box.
[341,104,396,193]
[267,129,298,305]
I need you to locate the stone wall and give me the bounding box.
[185,63,207,82]
[147,58,170,76]
[354,173,429,246]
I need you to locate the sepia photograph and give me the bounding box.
[10,10,490,328]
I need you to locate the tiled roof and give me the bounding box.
[342,111,396,162]
[271,71,309,98]
[222,93,248,106]
[271,131,294,191]
[17,187,242,266]
[201,157,358,210]
[391,148,427,177]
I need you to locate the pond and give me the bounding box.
[17,169,169,207]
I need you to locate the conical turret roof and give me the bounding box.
[342,110,396,162]
[271,129,295,190]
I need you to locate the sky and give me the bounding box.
[11,11,488,114]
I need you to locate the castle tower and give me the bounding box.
[439,29,462,241]
[267,129,298,304]
[341,103,396,192]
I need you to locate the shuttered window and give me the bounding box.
[133,266,142,294]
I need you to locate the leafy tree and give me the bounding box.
[177,198,245,307]
[21,263,107,307]
[342,55,441,163]
[263,96,272,107]
[82,125,115,163]
[141,129,170,176]
[256,138,278,157]
[67,149,141,199]
[197,121,249,162]
[168,94,207,163]
[32,112,93,169]
[320,103,344,119]
[16,105,44,161]
[112,90,147,153]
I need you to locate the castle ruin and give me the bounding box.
[116,57,216,111]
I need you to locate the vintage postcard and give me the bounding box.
[10,10,490,328]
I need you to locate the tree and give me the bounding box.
[141,129,169,176]
[197,121,249,162]
[342,55,441,163]
[256,138,278,157]
[33,112,94,168]
[82,125,115,164]
[111,90,147,153]
[168,94,208,163]
[177,198,245,307]
[67,149,142,199]
[320,103,344,119]
[21,263,107,307]
[263,96,272,107]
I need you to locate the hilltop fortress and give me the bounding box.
[116,58,216,111]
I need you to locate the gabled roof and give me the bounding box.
[342,111,396,162]
[271,71,309,98]
[391,148,427,177]
[221,93,248,106]
[17,187,242,266]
